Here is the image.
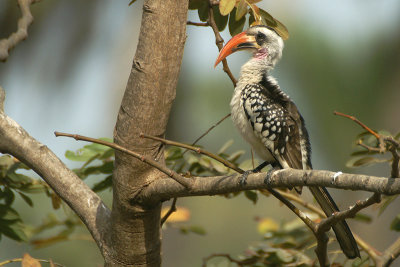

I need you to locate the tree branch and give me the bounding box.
[380,237,400,267]
[0,88,110,256]
[317,193,381,236]
[0,0,41,62]
[55,131,192,189]
[140,169,400,204]
[207,0,237,86]
[140,133,242,174]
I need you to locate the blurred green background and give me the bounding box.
[0,0,399,266]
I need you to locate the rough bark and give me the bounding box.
[107,0,188,266]
[139,169,400,204]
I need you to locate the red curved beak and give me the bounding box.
[214,31,256,68]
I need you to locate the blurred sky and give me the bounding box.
[0,0,400,266]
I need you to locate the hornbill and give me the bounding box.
[214,25,360,259]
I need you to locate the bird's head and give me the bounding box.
[214,25,284,68]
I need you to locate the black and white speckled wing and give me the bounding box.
[240,83,307,170]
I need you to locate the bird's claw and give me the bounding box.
[264,168,275,185]
[239,170,252,185]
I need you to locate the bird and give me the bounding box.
[214,25,360,259]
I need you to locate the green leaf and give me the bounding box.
[390,214,400,231]
[180,225,206,235]
[249,13,255,26]
[197,1,209,22]
[219,0,235,16]
[99,148,114,160]
[0,220,27,241]
[353,213,372,223]
[6,172,33,185]
[0,155,14,170]
[0,204,20,221]
[18,192,34,207]
[82,161,114,177]
[275,248,293,263]
[229,8,246,37]
[259,8,289,40]
[213,6,228,31]
[235,0,247,21]
[189,0,205,10]
[3,187,15,206]
[259,9,276,26]
[245,190,258,204]
[92,176,113,192]
[346,156,385,168]
[350,150,379,157]
[18,183,46,194]
[165,147,183,161]
[65,149,96,162]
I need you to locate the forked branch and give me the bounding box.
[0,0,41,61]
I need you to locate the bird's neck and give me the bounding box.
[237,58,272,87]
[237,58,289,102]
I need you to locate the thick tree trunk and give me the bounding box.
[105,0,188,266]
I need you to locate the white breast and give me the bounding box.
[230,86,275,163]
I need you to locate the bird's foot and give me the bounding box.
[264,168,275,186]
[239,161,270,186]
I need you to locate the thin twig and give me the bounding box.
[190,113,231,148]
[140,133,243,174]
[207,0,237,86]
[357,140,382,152]
[0,0,41,61]
[380,236,400,266]
[385,137,400,178]
[317,193,381,235]
[275,189,325,217]
[0,258,64,267]
[54,131,192,189]
[335,111,400,178]
[161,197,177,226]
[353,233,382,265]
[187,21,209,26]
[334,111,380,139]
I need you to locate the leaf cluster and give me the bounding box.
[189,0,289,38]
[0,155,52,242]
[345,130,400,229]
[65,138,114,192]
[346,130,400,168]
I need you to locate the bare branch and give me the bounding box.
[160,198,177,226]
[187,21,209,27]
[189,113,231,147]
[140,169,400,204]
[0,0,41,62]
[380,237,400,266]
[54,131,192,189]
[385,137,400,178]
[0,257,64,267]
[208,1,237,86]
[0,110,110,255]
[140,133,243,174]
[334,111,381,140]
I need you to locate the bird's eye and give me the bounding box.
[256,32,267,45]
